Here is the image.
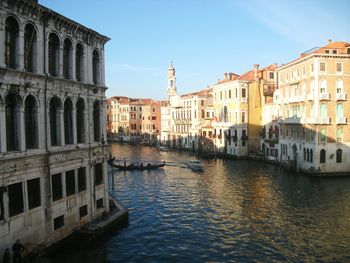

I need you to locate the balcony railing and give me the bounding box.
[320,117,331,124]
[306,117,318,124]
[319,93,330,100]
[283,117,304,124]
[336,117,347,124]
[336,93,347,100]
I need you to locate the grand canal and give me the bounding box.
[53,144,350,262]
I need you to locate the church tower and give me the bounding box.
[167,62,177,100]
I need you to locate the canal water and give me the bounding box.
[54,144,350,262]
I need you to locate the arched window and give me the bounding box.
[63,39,72,79]
[76,43,84,81]
[320,104,327,118]
[336,79,343,93]
[201,109,205,119]
[48,33,60,77]
[336,149,342,163]
[49,97,61,146]
[5,16,19,69]
[306,149,309,162]
[319,128,327,142]
[336,103,343,118]
[336,128,343,142]
[25,95,38,149]
[5,93,20,151]
[24,24,37,73]
[303,148,306,161]
[320,149,326,163]
[92,50,100,85]
[76,98,85,143]
[64,98,73,144]
[93,101,101,142]
[320,79,327,93]
[310,149,313,163]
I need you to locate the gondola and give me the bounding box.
[108,159,165,171]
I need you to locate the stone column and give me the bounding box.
[72,108,77,145]
[101,48,105,86]
[36,25,44,74]
[59,109,65,146]
[59,44,63,78]
[19,105,26,152]
[0,106,6,153]
[0,27,5,67]
[71,47,76,81]
[18,29,24,71]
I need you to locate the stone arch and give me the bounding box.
[24,22,38,73]
[49,96,62,146]
[63,38,73,79]
[75,42,85,82]
[76,98,86,143]
[48,32,60,77]
[63,97,74,145]
[5,92,22,151]
[4,15,20,69]
[92,49,101,85]
[24,94,39,149]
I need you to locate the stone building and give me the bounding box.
[278,41,350,174]
[0,0,110,253]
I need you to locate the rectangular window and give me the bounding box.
[65,170,76,197]
[27,178,41,210]
[79,205,88,218]
[96,198,103,209]
[242,88,246,98]
[241,112,246,123]
[229,90,231,98]
[269,72,274,79]
[95,163,103,186]
[52,173,63,201]
[311,63,314,73]
[319,62,326,72]
[54,215,64,230]
[336,63,342,73]
[78,167,86,192]
[9,182,24,217]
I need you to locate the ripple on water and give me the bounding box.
[101,145,350,262]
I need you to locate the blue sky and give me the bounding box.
[40,0,350,100]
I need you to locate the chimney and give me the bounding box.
[224,73,228,80]
[328,39,332,44]
[253,64,259,79]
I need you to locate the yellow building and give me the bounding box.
[278,40,350,174]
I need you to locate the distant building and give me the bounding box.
[162,63,212,149]
[0,0,110,252]
[277,40,350,174]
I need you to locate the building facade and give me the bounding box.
[278,41,350,174]
[0,0,110,253]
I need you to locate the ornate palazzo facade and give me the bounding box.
[0,0,110,252]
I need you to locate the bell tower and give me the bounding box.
[167,62,176,100]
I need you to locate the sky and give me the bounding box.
[39,0,350,100]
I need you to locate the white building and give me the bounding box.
[0,0,110,253]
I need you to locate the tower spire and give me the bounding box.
[167,62,176,100]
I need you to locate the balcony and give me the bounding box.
[283,117,302,124]
[288,97,300,103]
[307,93,314,100]
[320,117,331,124]
[306,117,318,124]
[336,93,347,100]
[319,93,330,100]
[336,117,347,124]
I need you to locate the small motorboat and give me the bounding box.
[186,160,204,170]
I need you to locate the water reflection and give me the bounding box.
[51,144,350,262]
